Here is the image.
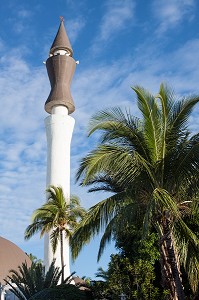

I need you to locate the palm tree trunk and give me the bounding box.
[161,217,185,300]
[160,240,174,299]
[60,230,64,283]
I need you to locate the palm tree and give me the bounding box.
[71,83,199,300]
[27,253,43,265]
[95,267,109,281]
[25,186,86,283]
[4,260,63,300]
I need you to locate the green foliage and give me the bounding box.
[108,255,158,299]
[89,280,110,300]
[94,228,163,300]
[29,284,89,300]
[91,255,160,300]
[114,223,159,263]
[5,260,91,300]
[4,261,63,300]
[72,83,199,298]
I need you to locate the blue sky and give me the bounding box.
[0,0,199,279]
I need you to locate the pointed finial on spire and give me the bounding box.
[49,17,73,56]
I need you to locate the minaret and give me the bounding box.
[44,18,76,278]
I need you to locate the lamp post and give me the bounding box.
[119,292,126,300]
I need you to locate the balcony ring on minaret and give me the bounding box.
[45,18,76,114]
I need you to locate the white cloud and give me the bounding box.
[152,0,195,34]
[18,9,32,19]
[90,0,135,54]
[0,51,48,249]
[99,0,135,41]
[65,17,86,44]
[8,8,33,34]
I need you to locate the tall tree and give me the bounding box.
[95,254,161,300]
[25,186,86,283]
[71,84,199,300]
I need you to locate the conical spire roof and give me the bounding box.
[50,18,73,56]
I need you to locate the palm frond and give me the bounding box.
[88,107,148,159]
[71,192,131,260]
[153,188,179,216]
[50,228,60,253]
[97,216,117,261]
[25,222,46,240]
[173,218,199,292]
[173,133,199,184]
[169,96,199,135]
[77,144,156,189]
[88,107,129,135]
[133,85,161,163]
[44,260,62,286]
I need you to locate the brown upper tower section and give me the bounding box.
[45,18,76,114]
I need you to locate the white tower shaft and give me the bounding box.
[44,105,75,278]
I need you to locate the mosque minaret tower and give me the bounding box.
[44,18,76,278]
